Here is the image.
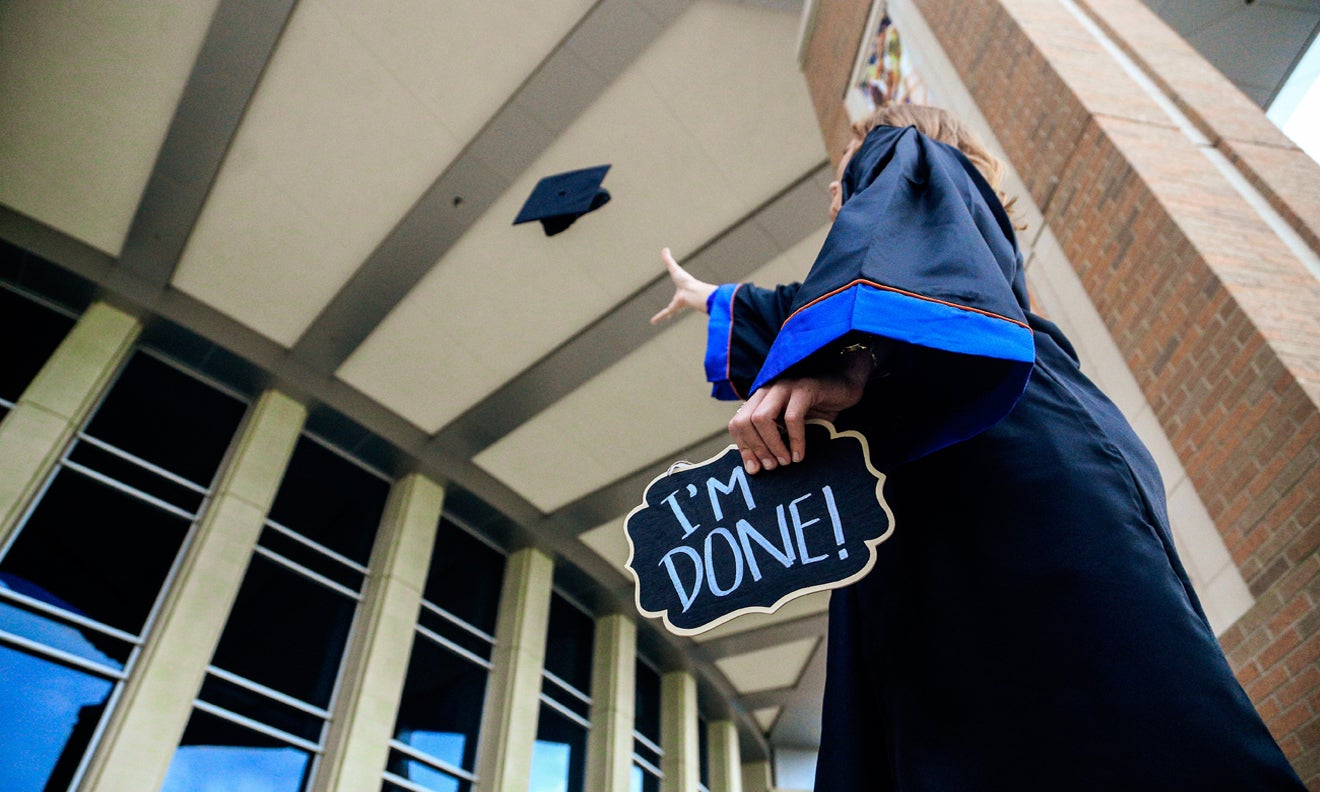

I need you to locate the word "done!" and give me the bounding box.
[625,421,894,635]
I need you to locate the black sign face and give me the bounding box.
[625,420,893,636]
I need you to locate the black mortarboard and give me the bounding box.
[513,165,611,236]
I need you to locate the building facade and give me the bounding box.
[1,0,1317,789]
[0,262,752,790]
[798,0,1320,785]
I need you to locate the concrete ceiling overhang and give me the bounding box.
[0,0,834,756]
[1139,0,1320,109]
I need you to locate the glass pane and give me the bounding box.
[162,709,312,792]
[198,674,324,744]
[0,468,191,634]
[543,676,591,721]
[258,526,365,592]
[416,607,493,662]
[543,594,593,695]
[0,592,130,670]
[633,739,661,771]
[266,437,389,565]
[422,520,504,635]
[393,635,488,772]
[698,717,710,788]
[529,705,587,792]
[83,352,246,487]
[0,287,75,404]
[630,764,661,792]
[66,440,205,514]
[385,750,471,792]
[210,554,357,708]
[0,644,114,792]
[634,660,661,744]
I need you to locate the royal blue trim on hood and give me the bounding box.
[750,280,1034,392]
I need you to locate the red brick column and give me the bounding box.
[798,1,873,163]
[800,0,1320,782]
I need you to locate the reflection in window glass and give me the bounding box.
[0,644,114,792]
[393,635,488,772]
[0,346,246,789]
[384,749,471,792]
[0,594,129,670]
[172,432,389,791]
[529,705,588,792]
[386,519,503,790]
[162,709,312,792]
[630,763,662,792]
[531,592,592,792]
[0,469,192,634]
[197,675,324,744]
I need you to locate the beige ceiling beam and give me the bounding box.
[288,0,695,373]
[0,197,780,760]
[426,163,830,460]
[693,613,831,663]
[741,637,826,746]
[112,0,300,292]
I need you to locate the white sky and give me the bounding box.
[1269,33,1320,163]
[1280,78,1320,162]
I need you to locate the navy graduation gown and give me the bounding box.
[702,125,1303,790]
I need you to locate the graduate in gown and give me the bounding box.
[651,105,1304,790]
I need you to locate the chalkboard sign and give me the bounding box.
[625,420,893,636]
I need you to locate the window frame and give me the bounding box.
[0,345,251,791]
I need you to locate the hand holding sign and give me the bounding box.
[625,420,894,635]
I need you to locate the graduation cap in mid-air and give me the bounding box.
[514,165,611,236]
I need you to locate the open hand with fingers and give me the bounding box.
[650,247,717,324]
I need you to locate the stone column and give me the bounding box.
[740,760,772,792]
[314,473,446,791]
[660,670,700,792]
[707,720,742,792]
[79,389,307,790]
[475,546,554,792]
[584,613,637,792]
[0,301,139,542]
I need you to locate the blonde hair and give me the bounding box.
[853,104,1021,226]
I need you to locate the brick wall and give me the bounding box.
[798,1,873,162]
[801,0,1320,784]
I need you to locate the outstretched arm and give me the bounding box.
[650,247,717,324]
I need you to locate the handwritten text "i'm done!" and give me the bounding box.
[659,466,850,613]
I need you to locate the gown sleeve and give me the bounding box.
[706,125,1038,461]
[704,281,800,400]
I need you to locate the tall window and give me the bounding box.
[162,434,391,791]
[698,715,711,792]
[0,350,247,790]
[529,592,594,792]
[0,283,77,421]
[383,518,506,792]
[631,657,663,792]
